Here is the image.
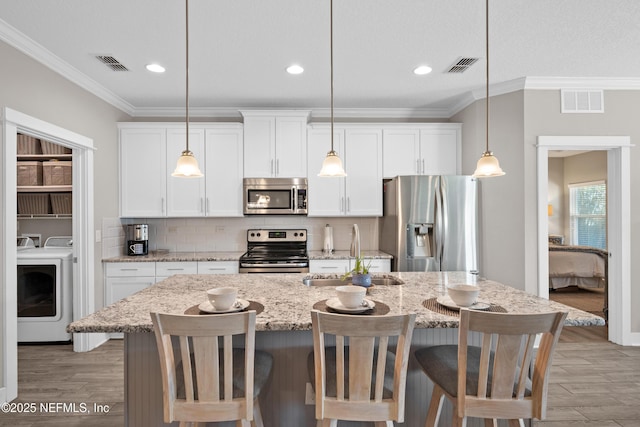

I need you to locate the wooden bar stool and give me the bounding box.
[151,311,273,427]
[414,309,567,427]
[308,309,416,427]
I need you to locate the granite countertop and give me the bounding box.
[104,250,392,262]
[69,272,604,334]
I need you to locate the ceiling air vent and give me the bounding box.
[561,90,604,113]
[446,57,479,73]
[95,55,129,71]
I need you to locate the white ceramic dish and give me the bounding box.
[326,297,375,314]
[198,298,250,314]
[436,295,490,311]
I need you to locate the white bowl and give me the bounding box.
[206,287,238,311]
[446,284,479,307]
[335,285,367,309]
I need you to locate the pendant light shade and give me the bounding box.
[472,0,505,179]
[318,0,346,177]
[172,0,203,178]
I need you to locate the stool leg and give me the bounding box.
[251,398,264,427]
[425,384,445,427]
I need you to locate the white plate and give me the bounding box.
[326,297,375,314]
[198,299,250,314]
[436,295,490,311]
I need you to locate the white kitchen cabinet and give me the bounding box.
[241,111,309,178]
[119,123,243,217]
[197,261,239,274]
[382,124,461,177]
[155,261,198,281]
[307,125,383,217]
[119,127,167,217]
[309,259,350,274]
[166,128,206,216]
[204,127,244,216]
[309,258,390,274]
[104,262,157,306]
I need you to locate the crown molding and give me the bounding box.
[0,19,136,116]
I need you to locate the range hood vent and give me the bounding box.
[446,57,479,73]
[95,55,129,71]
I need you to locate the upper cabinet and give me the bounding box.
[307,125,383,217]
[241,110,309,178]
[382,124,460,177]
[119,123,243,218]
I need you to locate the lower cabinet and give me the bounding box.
[155,261,198,282]
[309,258,391,274]
[197,261,239,274]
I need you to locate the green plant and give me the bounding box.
[341,256,372,280]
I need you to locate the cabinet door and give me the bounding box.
[105,276,155,305]
[120,127,166,217]
[420,129,458,175]
[275,116,307,177]
[205,127,244,216]
[307,128,346,216]
[344,128,383,216]
[166,128,206,216]
[243,116,275,177]
[382,128,420,177]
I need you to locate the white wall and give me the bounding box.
[525,90,640,333]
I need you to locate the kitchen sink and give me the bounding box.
[302,276,404,287]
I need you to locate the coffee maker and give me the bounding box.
[127,224,149,256]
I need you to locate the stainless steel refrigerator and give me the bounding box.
[379,175,479,273]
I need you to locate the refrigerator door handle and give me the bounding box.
[435,179,445,269]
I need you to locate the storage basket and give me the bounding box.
[43,160,72,186]
[17,134,41,155]
[17,193,50,215]
[17,161,43,186]
[40,140,71,155]
[50,192,72,215]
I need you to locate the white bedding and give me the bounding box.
[548,245,607,289]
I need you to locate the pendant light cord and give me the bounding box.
[185,0,190,153]
[485,0,489,155]
[330,0,334,152]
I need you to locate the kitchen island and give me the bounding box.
[69,272,604,426]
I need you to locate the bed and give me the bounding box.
[548,244,608,290]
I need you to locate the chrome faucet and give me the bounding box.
[350,224,361,259]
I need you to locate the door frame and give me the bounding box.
[536,135,635,345]
[1,108,100,403]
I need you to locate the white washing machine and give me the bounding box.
[17,236,73,342]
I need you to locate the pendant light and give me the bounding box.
[472,0,505,178]
[172,0,203,178]
[318,0,346,177]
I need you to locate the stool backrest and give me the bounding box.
[311,309,416,422]
[457,309,567,420]
[151,311,256,423]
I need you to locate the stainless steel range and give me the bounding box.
[239,229,309,273]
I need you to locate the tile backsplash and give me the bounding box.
[102,216,379,257]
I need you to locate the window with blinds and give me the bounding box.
[569,180,606,249]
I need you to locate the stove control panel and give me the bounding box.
[247,229,307,243]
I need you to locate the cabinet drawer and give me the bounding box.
[366,259,391,272]
[156,262,198,277]
[309,259,350,274]
[197,261,239,274]
[105,262,155,277]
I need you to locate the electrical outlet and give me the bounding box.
[215,226,225,233]
[95,230,102,243]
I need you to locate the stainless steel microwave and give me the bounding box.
[243,178,308,215]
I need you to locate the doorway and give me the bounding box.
[536,135,632,346]
[2,108,98,403]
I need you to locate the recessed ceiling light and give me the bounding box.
[146,63,166,73]
[413,65,433,75]
[286,64,304,75]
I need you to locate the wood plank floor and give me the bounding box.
[7,329,640,427]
